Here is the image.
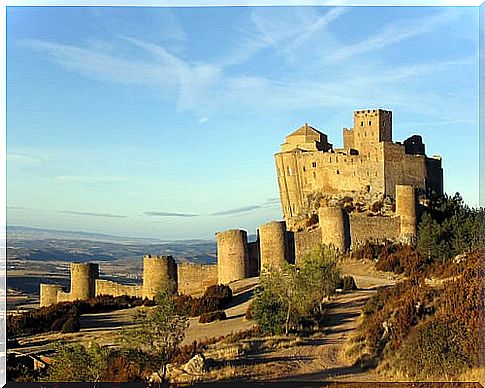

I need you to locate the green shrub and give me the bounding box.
[251,286,288,335]
[199,310,227,323]
[61,317,80,333]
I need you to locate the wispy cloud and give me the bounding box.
[210,197,280,216]
[21,7,472,122]
[326,9,458,62]
[58,210,126,218]
[144,211,199,218]
[7,152,51,166]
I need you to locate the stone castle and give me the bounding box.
[275,109,442,229]
[40,108,443,307]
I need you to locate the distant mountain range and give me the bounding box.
[7,225,213,245]
[7,225,217,264]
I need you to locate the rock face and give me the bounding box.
[182,353,206,375]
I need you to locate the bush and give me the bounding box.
[397,317,473,380]
[7,295,145,338]
[61,316,80,333]
[199,310,227,323]
[375,243,429,276]
[203,284,232,305]
[50,318,66,332]
[340,275,358,291]
[175,285,233,318]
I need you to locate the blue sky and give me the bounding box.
[6,6,479,239]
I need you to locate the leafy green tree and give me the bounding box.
[46,341,112,382]
[252,244,343,335]
[251,264,295,335]
[119,288,188,381]
[297,244,342,314]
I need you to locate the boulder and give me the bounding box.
[182,353,206,375]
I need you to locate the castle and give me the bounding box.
[39,108,442,307]
[275,109,443,229]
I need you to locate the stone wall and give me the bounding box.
[177,263,218,297]
[39,284,63,307]
[95,279,143,298]
[294,227,322,261]
[349,214,401,248]
[56,291,71,303]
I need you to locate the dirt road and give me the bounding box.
[223,259,399,382]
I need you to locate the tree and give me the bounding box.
[119,288,188,381]
[46,341,112,382]
[296,244,342,314]
[251,244,343,335]
[251,264,295,335]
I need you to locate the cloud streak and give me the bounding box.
[58,210,126,218]
[210,197,280,216]
[144,211,199,218]
[20,8,474,124]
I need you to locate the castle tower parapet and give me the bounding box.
[216,229,248,284]
[396,185,417,244]
[259,221,288,271]
[142,255,177,299]
[70,262,99,301]
[318,206,350,252]
[40,284,63,307]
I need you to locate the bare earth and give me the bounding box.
[14,259,401,382]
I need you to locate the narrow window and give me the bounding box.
[312,161,317,168]
[361,121,364,126]
[336,170,340,175]
[369,121,372,126]
[313,172,316,179]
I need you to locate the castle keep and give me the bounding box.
[39,108,441,307]
[275,109,443,228]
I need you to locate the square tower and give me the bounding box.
[349,109,392,154]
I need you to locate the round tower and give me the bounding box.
[70,262,99,301]
[40,284,63,307]
[259,221,288,271]
[395,185,417,244]
[318,206,349,252]
[216,229,248,284]
[142,255,178,299]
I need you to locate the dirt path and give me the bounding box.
[234,260,400,382]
